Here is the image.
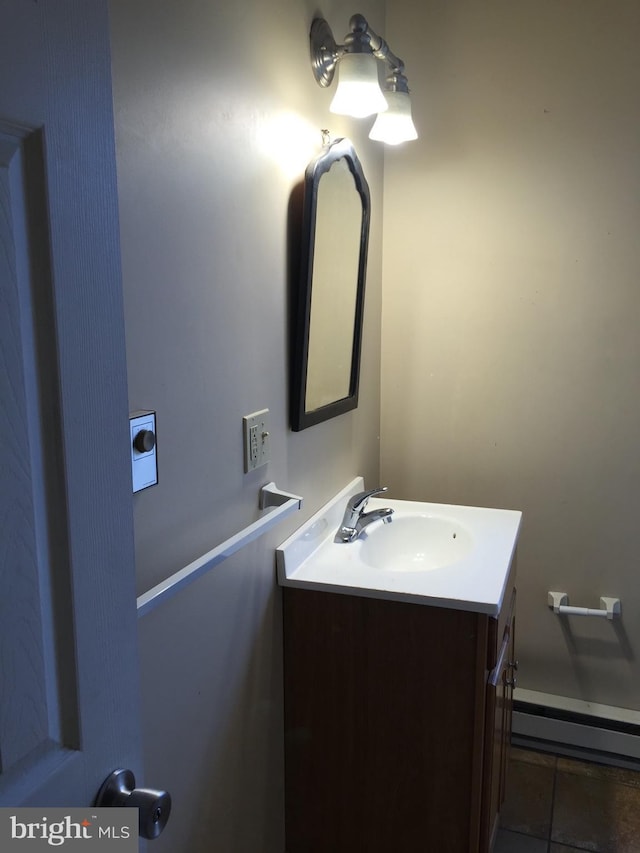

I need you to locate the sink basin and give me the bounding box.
[359,513,474,572]
[276,477,522,615]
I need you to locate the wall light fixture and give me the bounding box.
[310,14,418,144]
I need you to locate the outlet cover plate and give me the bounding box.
[243,408,270,472]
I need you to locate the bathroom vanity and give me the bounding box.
[277,479,521,853]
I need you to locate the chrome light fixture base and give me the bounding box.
[310,18,340,88]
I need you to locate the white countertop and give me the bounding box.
[276,477,522,616]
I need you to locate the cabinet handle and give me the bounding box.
[488,627,511,687]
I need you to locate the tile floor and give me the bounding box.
[495,747,640,852]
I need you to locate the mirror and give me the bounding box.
[291,138,370,431]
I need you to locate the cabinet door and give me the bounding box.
[481,588,517,852]
[284,588,487,853]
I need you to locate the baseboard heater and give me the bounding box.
[512,689,640,771]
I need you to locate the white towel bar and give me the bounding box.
[548,591,621,621]
[137,482,303,618]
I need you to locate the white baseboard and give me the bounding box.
[512,688,640,769]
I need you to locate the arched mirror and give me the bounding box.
[291,138,370,431]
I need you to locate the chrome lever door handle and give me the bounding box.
[95,769,171,840]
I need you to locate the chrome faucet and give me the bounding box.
[336,486,394,543]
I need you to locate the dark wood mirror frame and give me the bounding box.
[290,138,371,432]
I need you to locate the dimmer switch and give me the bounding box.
[130,410,158,492]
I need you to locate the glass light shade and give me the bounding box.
[329,53,388,118]
[369,90,418,145]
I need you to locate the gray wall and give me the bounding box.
[381,1,640,710]
[108,1,384,850]
[109,0,640,847]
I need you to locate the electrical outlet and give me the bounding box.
[242,409,270,472]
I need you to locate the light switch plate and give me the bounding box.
[242,409,270,473]
[130,410,158,493]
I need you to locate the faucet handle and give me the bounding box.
[349,486,389,513]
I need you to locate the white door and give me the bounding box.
[0,0,143,810]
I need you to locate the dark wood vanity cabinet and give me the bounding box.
[283,561,517,853]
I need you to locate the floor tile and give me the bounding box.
[494,829,549,852]
[500,753,555,838]
[552,767,640,852]
[512,747,558,769]
[557,756,640,789]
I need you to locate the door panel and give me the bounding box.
[0,0,142,808]
[0,126,51,773]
